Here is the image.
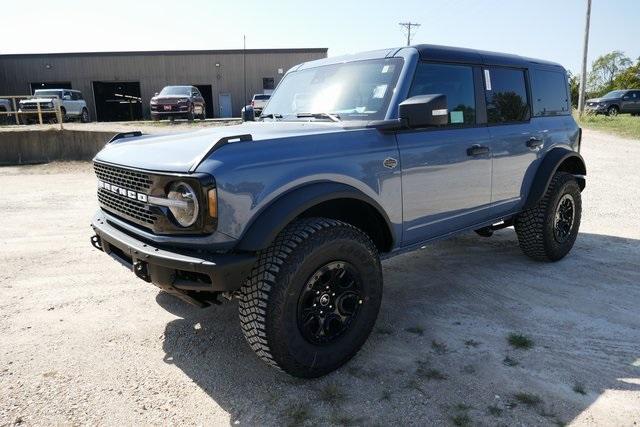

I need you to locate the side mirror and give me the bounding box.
[399,94,448,128]
[242,105,255,122]
[154,92,159,96]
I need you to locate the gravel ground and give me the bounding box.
[1,129,639,426]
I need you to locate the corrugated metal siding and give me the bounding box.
[0,49,327,118]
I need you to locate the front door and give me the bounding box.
[398,62,492,245]
[218,93,232,118]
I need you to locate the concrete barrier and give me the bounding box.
[0,129,115,165]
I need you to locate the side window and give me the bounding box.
[485,67,530,123]
[409,62,476,126]
[63,91,72,100]
[71,92,82,101]
[530,69,569,116]
[262,77,275,90]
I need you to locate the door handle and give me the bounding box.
[526,137,543,148]
[467,144,490,156]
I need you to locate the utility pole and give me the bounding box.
[398,22,421,46]
[243,35,247,107]
[578,0,592,116]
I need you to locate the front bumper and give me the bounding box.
[585,104,607,113]
[91,211,256,305]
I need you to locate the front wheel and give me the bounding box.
[80,108,90,123]
[239,218,382,378]
[515,172,582,262]
[607,105,619,117]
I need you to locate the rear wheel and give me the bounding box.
[239,218,382,378]
[515,172,581,262]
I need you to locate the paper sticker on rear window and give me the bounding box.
[381,65,390,73]
[373,84,388,99]
[450,111,464,123]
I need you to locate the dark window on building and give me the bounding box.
[485,67,530,123]
[409,62,476,126]
[531,69,569,117]
[263,77,275,90]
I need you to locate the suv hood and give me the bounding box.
[94,121,347,173]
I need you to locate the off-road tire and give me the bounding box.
[187,104,195,121]
[238,217,383,378]
[80,108,90,123]
[515,172,581,262]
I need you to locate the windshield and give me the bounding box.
[33,90,62,98]
[262,58,403,121]
[159,86,191,96]
[602,90,625,99]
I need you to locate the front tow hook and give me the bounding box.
[90,235,103,251]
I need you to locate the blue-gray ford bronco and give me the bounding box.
[90,44,586,378]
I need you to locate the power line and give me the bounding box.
[398,22,421,46]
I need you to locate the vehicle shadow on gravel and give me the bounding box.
[158,230,640,426]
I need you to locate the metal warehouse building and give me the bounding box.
[0,48,327,121]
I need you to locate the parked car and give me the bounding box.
[251,94,271,115]
[90,44,586,378]
[585,89,640,116]
[18,89,90,123]
[0,98,12,125]
[150,86,206,121]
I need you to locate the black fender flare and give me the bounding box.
[236,182,394,252]
[523,147,586,210]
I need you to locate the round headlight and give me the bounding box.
[167,181,199,227]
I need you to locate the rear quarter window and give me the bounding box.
[531,69,570,117]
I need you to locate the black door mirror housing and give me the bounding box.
[242,105,255,122]
[399,94,448,128]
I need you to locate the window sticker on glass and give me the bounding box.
[381,65,390,73]
[450,111,464,124]
[372,84,388,99]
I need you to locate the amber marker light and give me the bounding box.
[208,188,218,218]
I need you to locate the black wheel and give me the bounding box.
[80,108,90,123]
[515,172,581,262]
[59,107,66,123]
[187,104,195,121]
[607,105,619,117]
[239,218,382,378]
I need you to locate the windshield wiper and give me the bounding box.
[295,112,341,122]
[260,113,283,121]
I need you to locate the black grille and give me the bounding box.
[94,163,157,227]
[94,163,152,193]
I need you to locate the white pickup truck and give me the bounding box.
[19,89,90,123]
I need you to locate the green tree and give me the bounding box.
[567,70,580,108]
[612,57,640,89]
[588,51,632,95]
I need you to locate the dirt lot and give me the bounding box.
[1,129,639,426]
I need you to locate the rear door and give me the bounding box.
[397,62,492,245]
[484,66,540,216]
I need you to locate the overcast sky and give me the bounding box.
[3,0,639,73]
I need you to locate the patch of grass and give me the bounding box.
[417,366,448,381]
[487,405,503,416]
[503,356,519,367]
[575,110,640,140]
[405,326,424,336]
[451,413,472,427]
[464,339,481,348]
[431,340,448,354]
[572,383,587,395]
[514,392,542,407]
[507,333,534,350]
[318,383,344,404]
[284,402,311,426]
[406,378,423,392]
